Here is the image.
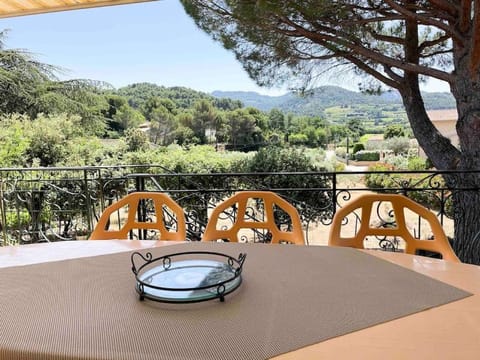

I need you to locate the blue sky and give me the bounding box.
[0,0,449,95]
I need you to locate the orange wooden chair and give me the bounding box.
[202,191,305,244]
[328,193,460,262]
[89,192,186,241]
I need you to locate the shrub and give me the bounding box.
[5,211,31,229]
[124,128,149,152]
[0,114,30,167]
[352,143,365,154]
[236,146,332,223]
[407,148,420,158]
[154,145,247,173]
[384,154,408,169]
[25,114,84,166]
[303,148,326,162]
[384,137,410,155]
[289,133,308,145]
[364,163,396,189]
[335,147,347,158]
[407,156,427,171]
[335,162,346,171]
[238,146,322,173]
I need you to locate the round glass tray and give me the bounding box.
[131,251,247,303]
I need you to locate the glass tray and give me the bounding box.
[131,251,247,303]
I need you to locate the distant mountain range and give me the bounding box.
[212,86,456,115]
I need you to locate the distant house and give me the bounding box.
[427,109,459,147]
[414,109,458,158]
[138,122,151,133]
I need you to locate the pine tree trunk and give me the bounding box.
[448,53,480,264]
[400,64,480,264]
[451,188,480,264]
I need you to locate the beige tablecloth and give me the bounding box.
[0,242,471,359]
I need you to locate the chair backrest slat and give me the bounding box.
[89,192,186,241]
[202,191,305,245]
[328,193,460,262]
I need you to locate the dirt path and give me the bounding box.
[306,174,369,245]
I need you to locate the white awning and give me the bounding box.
[0,0,156,18]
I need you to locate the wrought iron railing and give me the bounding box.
[0,166,478,247]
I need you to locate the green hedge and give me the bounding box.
[354,150,380,161]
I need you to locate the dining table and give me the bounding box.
[0,240,479,359]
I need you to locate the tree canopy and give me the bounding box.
[384,124,406,139]
[181,0,480,263]
[179,1,474,168]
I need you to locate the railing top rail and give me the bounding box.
[0,165,166,172]
[1,165,480,176]
[127,169,480,177]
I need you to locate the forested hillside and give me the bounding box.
[117,83,243,110]
[0,33,442,169]
[212,86,456,115]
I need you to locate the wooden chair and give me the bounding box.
[328,193,460,262]
[89,192,186,241]
[202,191,305,244]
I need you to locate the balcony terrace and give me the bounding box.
[0,166,475,253]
